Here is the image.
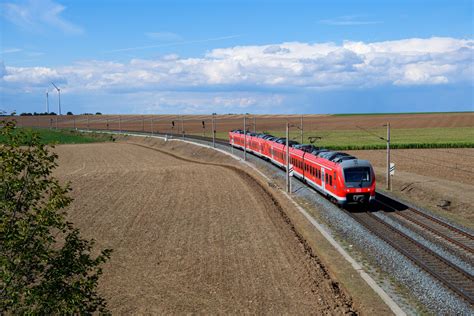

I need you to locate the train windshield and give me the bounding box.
[344,167,371,187]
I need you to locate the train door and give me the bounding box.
[321,168,325,191]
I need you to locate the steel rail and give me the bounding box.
[377,199,474,254]
[347,211,474,304]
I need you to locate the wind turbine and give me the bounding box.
[51,82,61,115]
[45,90,49,113]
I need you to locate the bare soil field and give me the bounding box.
[53,142,357,314]
[18,112,474,135]
[348,148,474,228]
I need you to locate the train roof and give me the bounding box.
[340,159,372,169]
[293,144,323,153]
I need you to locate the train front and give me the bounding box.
[340,159,376,205]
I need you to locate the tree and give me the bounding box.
[66,112,73,116]
[0,119,112,313]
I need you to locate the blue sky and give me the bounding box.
[1,0,473,114]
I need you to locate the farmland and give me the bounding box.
[14,112,474,149]
[348,148,474,228]
[0,127,112,144]
[215,126,473,149]
[52,141,357,314]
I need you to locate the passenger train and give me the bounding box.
[229,130,376,205]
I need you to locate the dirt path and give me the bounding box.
[54,143,355,314]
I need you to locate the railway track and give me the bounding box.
[98,129,474,304]
[347,210,474,305]
[376,193,474,255]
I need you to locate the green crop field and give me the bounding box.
[206,127,474,150]
[0,128,113,145]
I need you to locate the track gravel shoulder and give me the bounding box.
[53,142,356,314]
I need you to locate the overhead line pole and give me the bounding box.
[286,122,290,193]
[243,115,247,161]
[212,113,216,148]
[386,122,391,191]
[356,124,393,191]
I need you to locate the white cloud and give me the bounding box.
[140,92,285,114]
[1,37,472,96]
[1,0,83,35]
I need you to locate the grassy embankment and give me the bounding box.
[0,128,113,145]
[205,127,474,150]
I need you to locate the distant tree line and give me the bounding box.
[13,112,103,116]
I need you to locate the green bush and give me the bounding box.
[0,120,112,313]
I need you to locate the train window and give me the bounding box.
[329,175,333,186]
[325,173,328,183]
[334,172,337,182]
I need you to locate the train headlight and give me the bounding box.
[346,189,350,192]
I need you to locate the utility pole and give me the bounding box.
[300,114,304,144]
[243,115,247,161]
[212,114,216,148]
[181,116,184,140]
[286,122,291,193]
[386,122,391,191]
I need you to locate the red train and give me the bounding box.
[229,130,376,205]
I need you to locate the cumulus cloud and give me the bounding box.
[1,0,83,34]
[1,37,472,95]
[263,45,290,54]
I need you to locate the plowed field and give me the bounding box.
[18,112,474,134]
[53,143,354,314]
